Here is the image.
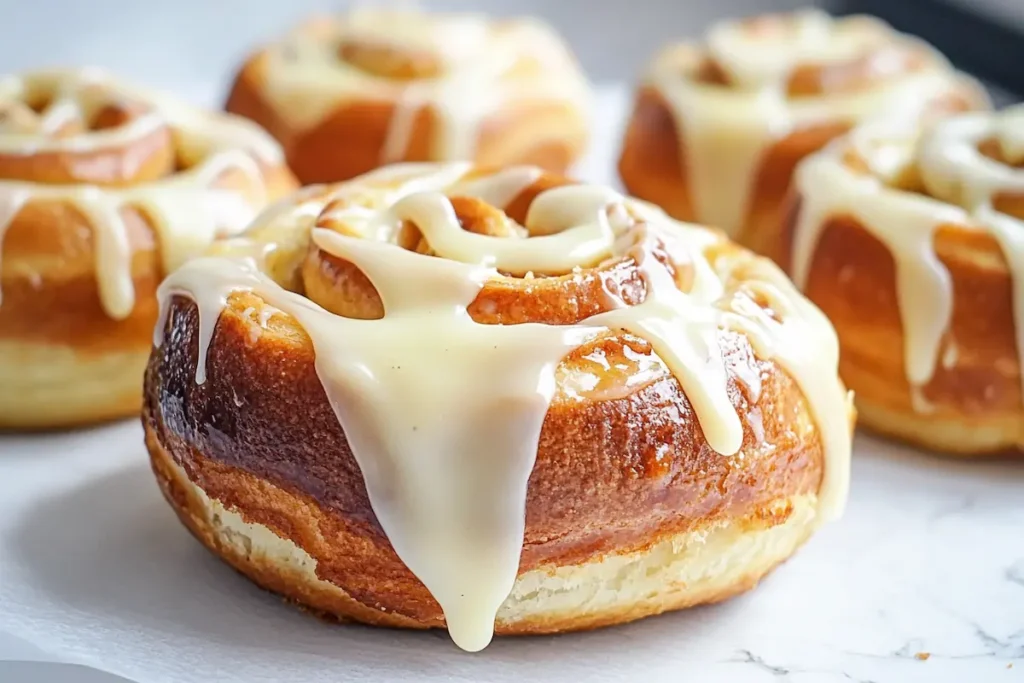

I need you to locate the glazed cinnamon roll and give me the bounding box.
[618,9,987,253]
[782,105,1024,455]
[0,68,296,429]
[225,9,591,184]
[144,163,853,651]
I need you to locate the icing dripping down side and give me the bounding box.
[791,106,1024,408]
[0,69,284,319]
[792,146,965,388]
[155,164,851,651]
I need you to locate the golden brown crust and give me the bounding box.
[225,46,588,185]
[618,88,692,223]
[0,346,152,430]
[0,126,175,186]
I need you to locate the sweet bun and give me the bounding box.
[780,105,1024,455]
[225,9,591,184]
[144,163,853,650]
[618,9,987,253]
[0,68,296,429]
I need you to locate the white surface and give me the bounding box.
[0,88,1023,683]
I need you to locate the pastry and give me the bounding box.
[225,9,591,184]
[618,9,987,254]
[0,68,296,429]
[144,162,853,650]
[783,105,1024,455]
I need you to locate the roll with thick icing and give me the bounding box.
[144,163,853,650]
[618,9,986,253]
[781,105,1024,455]
[225,9,591,184]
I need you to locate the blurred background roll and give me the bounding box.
[2,0,1020,104]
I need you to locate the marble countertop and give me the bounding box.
[0,87,1022,683]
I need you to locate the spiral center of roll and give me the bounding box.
[704,9,900,92]
[917,107,1024,214]
[646,9,968,238]
[334,10,491,80]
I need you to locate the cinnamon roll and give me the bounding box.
[225,9,591,184]
[144,163,853,651]
[618,9,987,253]
[0,68,296,429]
[783,105,1024,455]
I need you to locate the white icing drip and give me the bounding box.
[793,149,964,386]
[720,263,850,520]
[648,11,980,236]
[329,179,630,275]
[910,386,936,414]
[157,241,600,652]
[982,206,1024,400]
[792,106,1024,407]
[0,188,30,306]
[591,233,740,455]
[652,78,789,232]
[941,340,959,370]
[347,8,491,65]
[0,68,285,318]
[35,96,83,135]
[997,110,1024,162]
[918,108,1024,206]
[132,150,267,273]
[260,11,590,163]
[155,165,851,651]
[77,189,136,318]
[380,86,424,163]
[162,102,284,165]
